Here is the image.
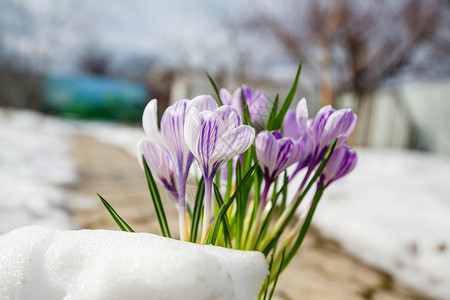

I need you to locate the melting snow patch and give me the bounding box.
[0,226,268,300]
[311,149,450,299]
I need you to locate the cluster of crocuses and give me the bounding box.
[100,72,357,298]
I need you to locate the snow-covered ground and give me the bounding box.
[312,149,450,299]
[0,109,89,233]
[1,109,450,299]
[0,226,268,300]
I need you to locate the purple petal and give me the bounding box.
[247,89,266,122]
[283,110,302,140]
[322,109,357,146]
[137,138,177,192]
[219,88,232,105]
[161,100,192,172]
[256,131,279,177]
[321,144,357,187]
[311,105,334,146]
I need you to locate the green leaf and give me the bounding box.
[142,156,171,238]
[261,246,277,300]
[206,163,258,245]
[97,193,134,232]
[265,93,279,130]
[205,72,223,106]
[273,60,302,129]
[258,139,336,253]
[283,181,324,269]
[190,178,204,243]
[235,161,243,249]
[213,184,232,247]
[279,172,289,214]
[240,87,253,127]
[268,248,286,300]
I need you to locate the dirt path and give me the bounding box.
[70,135,431,300]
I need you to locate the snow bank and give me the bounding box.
[0,226,268,300]
[311,149,450,299]
[0,109,89,233]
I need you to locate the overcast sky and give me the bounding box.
[1,0,260,73]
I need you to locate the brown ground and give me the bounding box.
[70,135,433,300]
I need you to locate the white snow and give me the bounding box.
[0,109,90,234]
[0,226,268,300]
[310,149,450,299]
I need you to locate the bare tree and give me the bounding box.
[240,0,449,145]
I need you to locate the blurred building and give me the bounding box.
[338,80,450,154]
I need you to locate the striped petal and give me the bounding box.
[161,99,191,172]
[137,138,177,193]
[214,105,242,130]
[256,131,279,177]
[245,86,266,122]
[211,125,255,167]
[322,109,357,146]
[295,98,309,134]
[187,95,218,115]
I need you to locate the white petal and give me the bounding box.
[214,105,242,130]
[184,107,202,160]
[295,98,309,132]
[187,95,218,115]
[219,88,232,105]
[142,99,161,141]
[211,125,255,164]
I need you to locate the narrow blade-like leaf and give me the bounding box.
[241,88,253,127]
[283,181,324,269]
[143,156,171,238]
[213,183,232,247]
[259,139,336,253]
[98,193,134,232]
[205,72,223,106]
[265,94,279,130]
[190,178,204,243]
[206,163,257,245]
[274,60,302,129]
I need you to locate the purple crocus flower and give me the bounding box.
[255,130,304,209]
[220,85,266,122]
[319,143,357,188]
[137,96,217,240]
[256,131,304,183]
[284,98,357,175]
[185,98,255,237]
[283,98,357,200]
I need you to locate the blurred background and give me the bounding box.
[1,0,449,299]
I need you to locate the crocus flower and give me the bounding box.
[184,98,255,237]
[284,98,357,175]
[138,96,217,240]
[319,143,357,188]
[220,85,266,122]
[255,130,304,183]
[255,130,304,209]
